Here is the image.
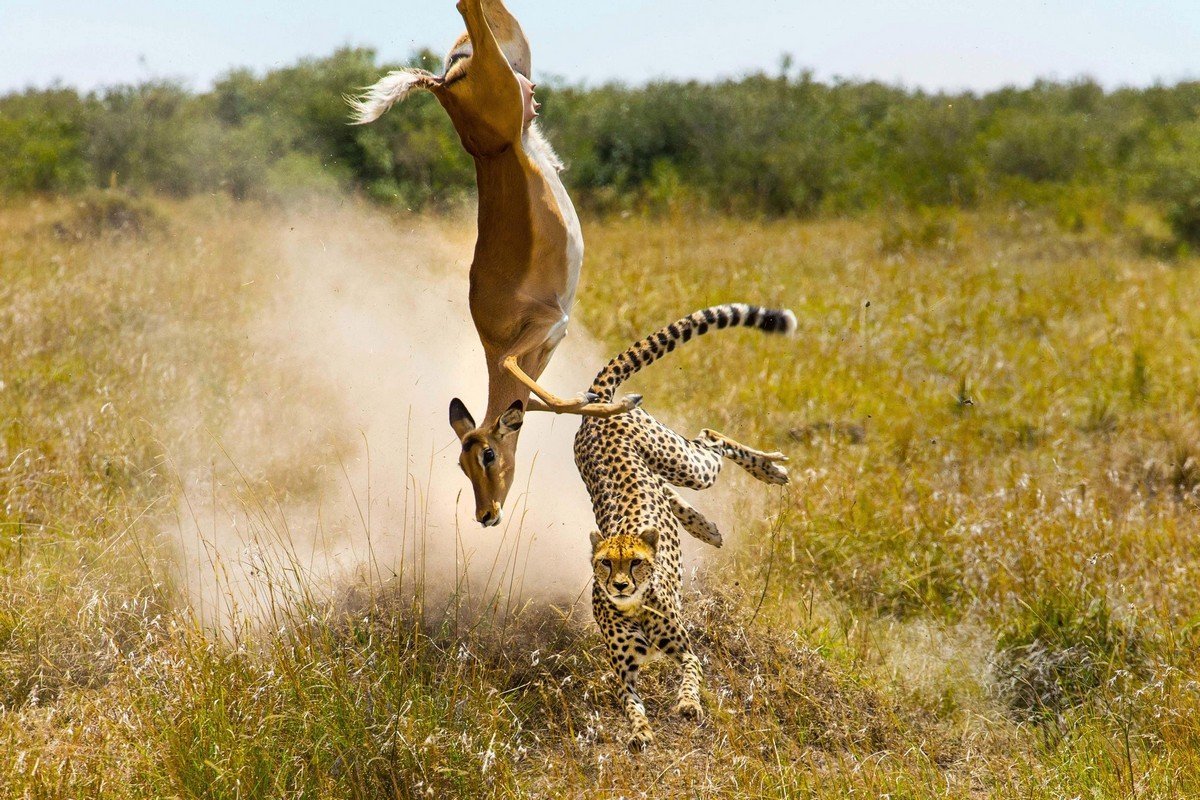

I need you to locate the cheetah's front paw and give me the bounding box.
[627,727,654,752]
[674,698,704,720]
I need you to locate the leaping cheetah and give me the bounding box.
[576,303,795,750]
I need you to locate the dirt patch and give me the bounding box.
[165,202,735,626]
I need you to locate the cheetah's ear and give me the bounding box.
[638,527,659,551]
[589,530,603,552]
[495,400,524,437]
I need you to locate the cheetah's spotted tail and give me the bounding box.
[590,304,796,401]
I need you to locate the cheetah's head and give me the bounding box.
[590,528,658,611]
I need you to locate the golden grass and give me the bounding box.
[2,194,1199,797]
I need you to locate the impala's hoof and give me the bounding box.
[583,390,601,404]
[622,394,643,410]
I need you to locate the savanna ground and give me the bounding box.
[3,191,1200,798]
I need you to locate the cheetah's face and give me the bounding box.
[590,528,659,610]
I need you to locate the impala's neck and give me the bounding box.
[483,368,532,426]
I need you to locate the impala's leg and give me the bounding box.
[500,313,640,417]
[527,396,608,415]
[502,355,641,417]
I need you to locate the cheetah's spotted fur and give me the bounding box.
[575,303,795,750]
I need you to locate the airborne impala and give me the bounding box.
[350,0,639,527]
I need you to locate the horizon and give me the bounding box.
[2,0,1198,96]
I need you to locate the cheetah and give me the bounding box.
[577,303,795,750]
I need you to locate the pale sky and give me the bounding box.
[1,1,1198,94]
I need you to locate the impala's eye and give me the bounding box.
[482,448,496,466]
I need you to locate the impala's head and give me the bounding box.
[449,398,525,527]
[348,0,539,154]
[590,528,659,611]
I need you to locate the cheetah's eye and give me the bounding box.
[482,448,496,466]
[630,559,644,569]
[600,559,611,569]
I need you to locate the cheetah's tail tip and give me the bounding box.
[760,307,797,336]
[781,308,798,336]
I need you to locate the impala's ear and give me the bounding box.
[449,398,476,440]
[638,527,660,551]
[590,530,604,552]
[495,400,524,437]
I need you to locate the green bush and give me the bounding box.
[0,89,91,192]
[2,53,1200,226]
[1145,122,1200,246]
[985,110,1092,184]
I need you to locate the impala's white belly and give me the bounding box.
[523,124,584,317]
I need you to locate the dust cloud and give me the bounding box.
[167,202,732,626]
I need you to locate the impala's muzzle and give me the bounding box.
[477,504,503,528]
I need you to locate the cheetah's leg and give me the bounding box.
[617,663,655,751]
[639,424,726,490]
[602,616,655,751]
[699,428,790,485]
[647,615,704,720]
[663,484,722,548]
[673,650,704,720]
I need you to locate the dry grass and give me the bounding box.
[2,194,1200,797]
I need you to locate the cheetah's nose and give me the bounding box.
[612,580,629,592]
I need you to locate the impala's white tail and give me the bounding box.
[346,69,438,125]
